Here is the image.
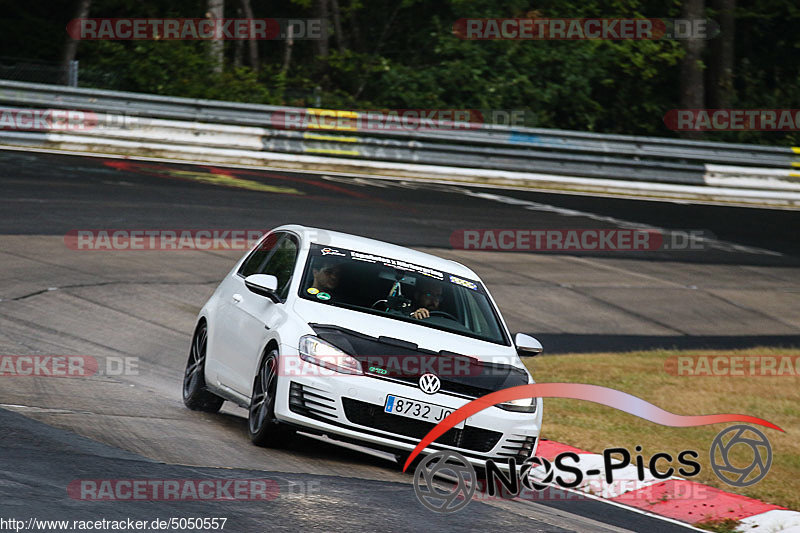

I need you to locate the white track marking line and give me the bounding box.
[461,189,781,257]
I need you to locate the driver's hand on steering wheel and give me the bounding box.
[411,308,430,319]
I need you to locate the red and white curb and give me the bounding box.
[532,440,800,532]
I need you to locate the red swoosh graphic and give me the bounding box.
[402,383,783,471]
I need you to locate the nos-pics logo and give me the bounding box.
[413,425,772,513]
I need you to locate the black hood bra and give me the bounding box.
[310,323,527,398]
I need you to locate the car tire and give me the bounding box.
[248,349,292,447]
[183,321,225,412]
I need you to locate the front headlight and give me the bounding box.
[497,374,537,413]
[298,335,363,375]
[496,396,537,413]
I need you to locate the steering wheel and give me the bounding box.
[428,310,458,321]
[371,299,389,311]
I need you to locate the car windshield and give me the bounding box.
[298,244,508,345]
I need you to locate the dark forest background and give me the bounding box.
[2,0,798,144]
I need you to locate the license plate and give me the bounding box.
[384,395,465,429]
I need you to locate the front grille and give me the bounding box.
[374,374,490,399]
[289,382,338,420]
[341,398,501,453]
[496,435,537,461]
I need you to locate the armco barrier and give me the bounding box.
[1,79,799,196]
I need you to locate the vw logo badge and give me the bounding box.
[419,373,441,394]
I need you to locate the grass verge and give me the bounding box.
[523,347,799,510]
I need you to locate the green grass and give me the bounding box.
[524,347,799,510]
[696,518,742,533]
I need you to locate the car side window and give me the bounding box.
[239,232,282,277]
[262,236,299,299]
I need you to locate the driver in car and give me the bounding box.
[310,257,343,295]
[410,279,443,320]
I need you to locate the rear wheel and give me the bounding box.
[182,322,224,412]
[248,350,292,447]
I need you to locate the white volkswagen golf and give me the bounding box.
[183,225,543,465]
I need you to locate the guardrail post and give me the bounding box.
[313,86,322,107]
[68,60,79,88]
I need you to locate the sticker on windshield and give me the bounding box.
[317,292,331,300]
[349,250,444,280]
[449,275,478,290]
[321,247,346,256]
[307,288,320,295]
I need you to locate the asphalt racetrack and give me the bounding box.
[1,149,799,531]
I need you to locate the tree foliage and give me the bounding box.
[3,0,799,144]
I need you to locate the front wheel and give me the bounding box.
[182,322,224,412]
[248,350,292,447]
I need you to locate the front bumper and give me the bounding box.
[274,345,542,466]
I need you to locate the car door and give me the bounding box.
[221,232,300,396]
[208,232,281,393]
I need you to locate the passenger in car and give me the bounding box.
[410,279,443,319]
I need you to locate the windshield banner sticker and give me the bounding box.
[348,250,444,280]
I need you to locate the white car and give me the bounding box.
[183,225,543,466]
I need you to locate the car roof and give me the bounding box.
[276,224,480,280]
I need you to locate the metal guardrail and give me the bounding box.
[0,79,798,187]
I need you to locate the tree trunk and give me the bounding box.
[679,0,706,137]
[239,0,259,72]
[708,0,735,108]
[207,0,225,75]
[353,2,401,100]
[348,4,363,52]
[315,0,330,59]
[330,0,346,53]
[60,0,92,85]
[282,24,294,73]
[233,7,243,68]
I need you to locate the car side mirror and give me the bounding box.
[514,333,543,356]
[244,274,280,303]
